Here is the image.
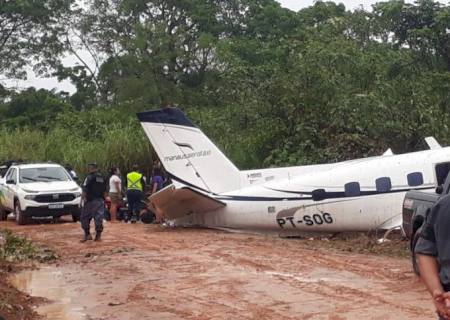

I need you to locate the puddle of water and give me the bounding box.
[9,267,86,320]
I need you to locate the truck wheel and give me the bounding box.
[14,201,28,225]
[411,230,421,276]
[72,209,80,222]
[0,205,7,221]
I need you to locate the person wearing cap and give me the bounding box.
[126,164,146,221]
[81,163,107,242]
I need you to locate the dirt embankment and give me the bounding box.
[0,260,38,320]
[1,219,434,320]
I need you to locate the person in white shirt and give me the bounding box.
[109,167,122,222]
[65,164,78,180]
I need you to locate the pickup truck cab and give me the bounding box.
[403,162,450,274]
[0,163,82,224]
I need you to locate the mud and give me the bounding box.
[10,267,86,320]
[1,218,435,319]
[0,260,39,320]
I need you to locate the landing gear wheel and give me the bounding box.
[14,201,28,225]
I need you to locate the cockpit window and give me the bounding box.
[407,172,423,187]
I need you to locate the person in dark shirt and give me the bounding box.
[150,167,164,194]
[81,163,107,242]
[415,193,450,319]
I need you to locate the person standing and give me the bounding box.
[126,164,145,221]
[81,163,107,242]
[65,164,78,180]
[415,193,450,319]
[108,167,122,222]
[150,167,164,194]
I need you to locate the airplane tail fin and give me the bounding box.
[137,107,241,194]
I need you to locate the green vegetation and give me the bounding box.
[0,0,449,172]
[0,230,58,262]
[0,229,37,261]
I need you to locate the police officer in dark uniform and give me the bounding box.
[81,163,107,242]
[416,193,450,319]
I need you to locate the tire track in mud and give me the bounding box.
[205,237,430,317]
[2,221,434,319]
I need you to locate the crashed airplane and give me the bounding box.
[138,107,450,234]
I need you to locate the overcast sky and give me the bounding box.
[3,0,431,93]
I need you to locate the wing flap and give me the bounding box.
[149,184,225,219]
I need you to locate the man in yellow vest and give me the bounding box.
[126,164,146,222]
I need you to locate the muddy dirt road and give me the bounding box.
[3,219,434,320]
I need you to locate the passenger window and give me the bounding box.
[435,162,450,185]
[345,182,360,197]
[407,172,423,186]
[376,177,392,192]
[312,189,327,201]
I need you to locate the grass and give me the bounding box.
[0,121,154,178]
[0,229,58,262]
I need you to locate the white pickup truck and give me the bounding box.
[0,163,82,224]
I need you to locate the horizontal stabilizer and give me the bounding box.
[425,137,441,150]
[383,148,394,156]
[149,185,225,220]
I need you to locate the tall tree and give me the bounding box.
[0,0,74,82]
[373,0,450,69]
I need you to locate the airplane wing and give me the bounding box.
[148,184,226,220]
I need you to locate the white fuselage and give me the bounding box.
[138,108,449,234]
[173,147,450,233]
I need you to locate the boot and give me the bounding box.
[94,232,102,242]
[80,233,92,243]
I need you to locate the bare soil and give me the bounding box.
[1,218,435,320]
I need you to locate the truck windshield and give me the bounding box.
[19,167,71,183]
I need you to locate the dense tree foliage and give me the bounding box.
[0,0,449,173]
[0,0,74,79]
